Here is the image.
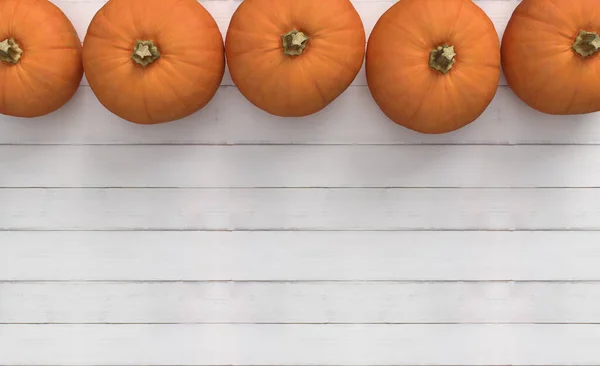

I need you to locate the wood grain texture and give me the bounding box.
[2,324,600,365]
[3,282,600,324]
[3,144,600,188]
[2,231,600,281]
[1,188,599,230]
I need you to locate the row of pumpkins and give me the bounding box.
[0,0,596,134]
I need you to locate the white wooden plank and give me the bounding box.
[3,282,600,324]
[3,145,600,188]
[52,0,514,87]
[1,188,600,231]
[1,87,598,146]
[2,231,600,281]
[1,324,599,365]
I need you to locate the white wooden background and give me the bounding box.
[2,0,600,364]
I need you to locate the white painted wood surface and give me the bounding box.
[2,0,600,364]
[4,231,600,281]
[5,281,600,324]
[5,145,600,187]
[3,188,600,230]
[4,324,600,365]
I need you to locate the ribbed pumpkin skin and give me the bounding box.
[83,0,225,125]
[502,0,600,115]
[366,0,500,134]
[225,0,366,117]
[0,0,83,118]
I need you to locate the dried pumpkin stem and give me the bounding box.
[572,30,600,57]
[429,45,456,74]
[0,38,23,64]
[282,30,310,56]
[132,40,160,66]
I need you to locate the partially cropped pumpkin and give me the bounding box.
[502,0,600,115]
[366,0,501,134]
[0,0,83,118]
[82,0,225,124]
[225,0,366,117]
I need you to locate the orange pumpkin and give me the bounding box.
[82,0,225,125]
[366,0,501,134]
[502,0,600,115]
[225,0,366,117]
[0,0,83,118]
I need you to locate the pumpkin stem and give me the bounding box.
[0,38,23,64]
[572,30,600,57]
[282,30,310,56]
[429,45,456,74]
[132,40,160,66]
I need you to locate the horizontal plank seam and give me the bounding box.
[2,187,600,190]
[1,143,598,146]
[2,280,600,284]
[4,186,600,189]
[4,323,600,326]
[2,322,600,325]
[2,229,600,232]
